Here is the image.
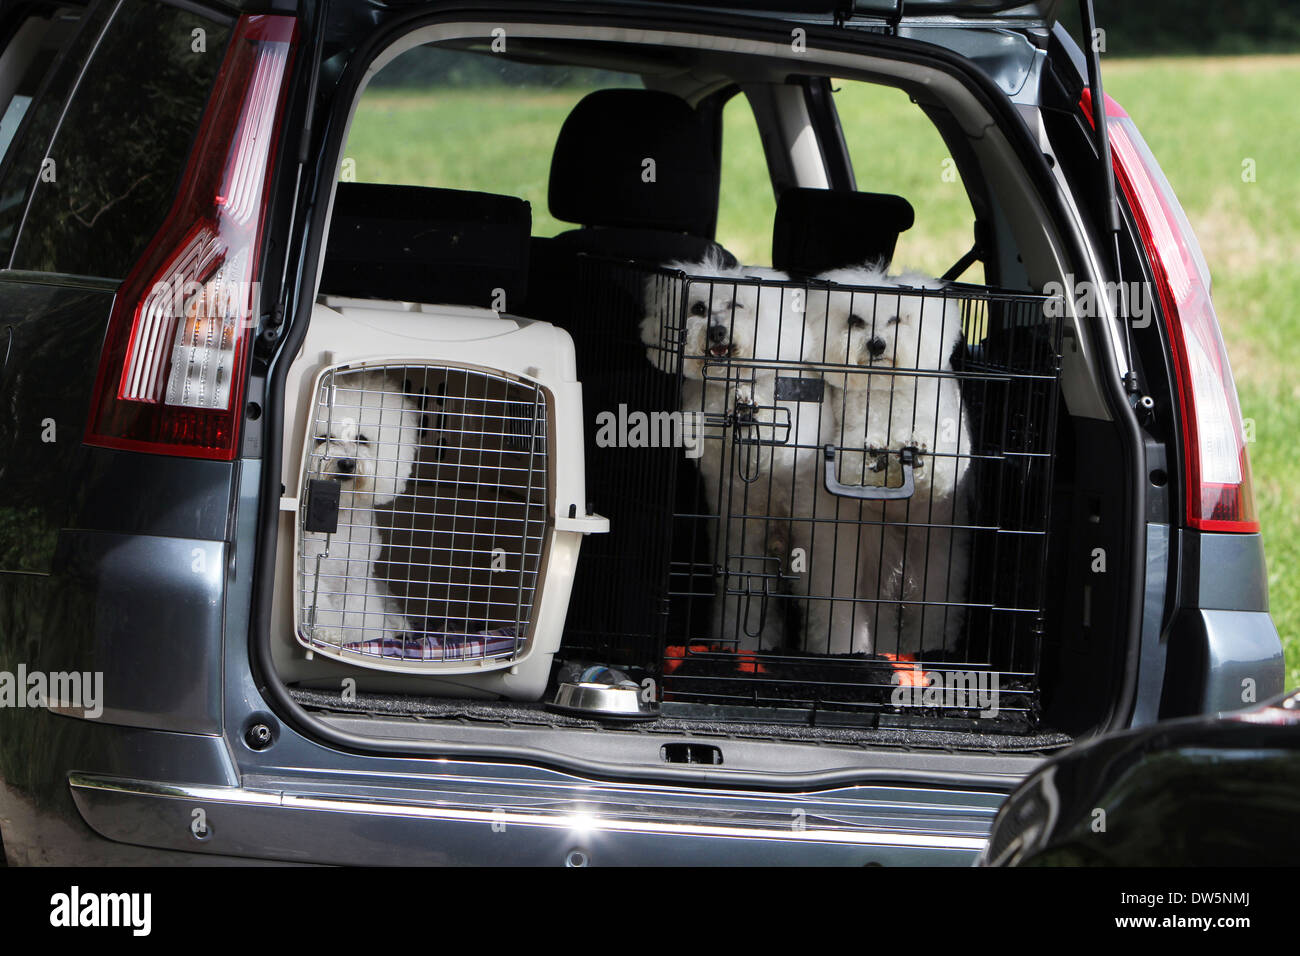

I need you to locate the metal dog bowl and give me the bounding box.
[549,679,659,721]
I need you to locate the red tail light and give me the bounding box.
[1081,90,1259,532]
[86,15,296,459]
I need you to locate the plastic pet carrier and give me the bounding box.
[277,183,607,700]
[562,256,1064,731]
[289,348,607,695]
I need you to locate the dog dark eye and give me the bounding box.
[848,314,866,329]
[887,315,901,326]
[356,433,370,445]
[689,301,708,317]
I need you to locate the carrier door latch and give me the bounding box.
[722,557,787,640]
[302,478,341,533]
[823,445,920,500]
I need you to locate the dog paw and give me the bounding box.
[311,626,343,647]
[767,523,792,563]
[733,398,757,427]
[384,614,414,636]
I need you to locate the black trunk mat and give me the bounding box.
[289,686,1072,754]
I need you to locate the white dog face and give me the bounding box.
[311,370,421,505]
[812,266,963,384]
[641,253,796,379]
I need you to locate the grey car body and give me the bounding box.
[0,0,1282,865]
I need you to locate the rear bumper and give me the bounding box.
[66,771,993,866]
[0,710,1005,865]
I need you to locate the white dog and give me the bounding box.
[640,253,810,650]
[301,368,421,647]
[798,264,972,656]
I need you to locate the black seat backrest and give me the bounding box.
[772,187,914,276]
[322,182,531,310]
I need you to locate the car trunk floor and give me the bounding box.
[288,686,1074,753]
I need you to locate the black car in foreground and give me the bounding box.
[982,689,1300,866]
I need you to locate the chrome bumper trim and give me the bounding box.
[69,772,991,863]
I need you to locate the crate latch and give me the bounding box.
[823,444,921,500]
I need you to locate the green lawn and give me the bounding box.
[346,56,1300,689]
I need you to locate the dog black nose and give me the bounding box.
[335,458,356,474]
[707,324,729,344]
[867,336,887,358]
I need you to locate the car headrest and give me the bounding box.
[548,89,720,237]
[321,183,530,310]
[772,188,915,276]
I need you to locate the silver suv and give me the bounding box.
[0,0,1282,865]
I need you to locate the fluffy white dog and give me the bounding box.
[798,264,972,656]
[301,368,421,646]
[640,253,810,650]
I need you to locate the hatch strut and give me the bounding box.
[888,0,905,34]
[1079,0,1140,396]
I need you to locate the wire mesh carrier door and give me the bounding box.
[570,256,1063,730]
[294,361,550,673]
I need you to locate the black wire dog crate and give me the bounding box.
[562,256,1064,730]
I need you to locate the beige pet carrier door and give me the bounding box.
[294,360,551,674]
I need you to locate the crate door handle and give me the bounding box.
[822,445,918,500]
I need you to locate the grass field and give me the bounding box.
[345,55,1300,689]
